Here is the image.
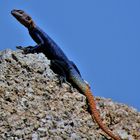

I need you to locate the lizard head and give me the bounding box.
[11,9,36,29]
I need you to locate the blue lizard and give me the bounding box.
[11,9,121,140]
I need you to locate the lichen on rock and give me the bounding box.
[0,49,140,140]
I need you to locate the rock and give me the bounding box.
[0,49,140,139]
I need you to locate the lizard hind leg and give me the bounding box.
[50,60,68,86]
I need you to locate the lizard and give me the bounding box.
[11,9,121,140]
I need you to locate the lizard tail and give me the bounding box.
[85,86,121,140]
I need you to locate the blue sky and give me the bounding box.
[0,1,140,111]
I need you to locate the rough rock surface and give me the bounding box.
[0,49,140,140]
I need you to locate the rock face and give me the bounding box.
[0,49,140,140]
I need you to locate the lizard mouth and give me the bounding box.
[11,9,24,18]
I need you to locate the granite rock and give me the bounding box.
[0,49,140,140]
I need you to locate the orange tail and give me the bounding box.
[85,87,121,140]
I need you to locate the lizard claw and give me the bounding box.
[16,46,24,50]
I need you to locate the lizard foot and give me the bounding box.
[59,76,74,92]
[59,76,67,86]
[16,46,35,54]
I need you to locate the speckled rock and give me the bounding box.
[0,49,140,140]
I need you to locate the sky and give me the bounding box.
[0,1,140,111]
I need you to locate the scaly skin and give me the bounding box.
[69,69,121,140]
[11,9,121,140]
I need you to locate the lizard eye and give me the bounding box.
[18,10,24,14]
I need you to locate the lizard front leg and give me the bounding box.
[16,43,43,54]
[16,27,45,54]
